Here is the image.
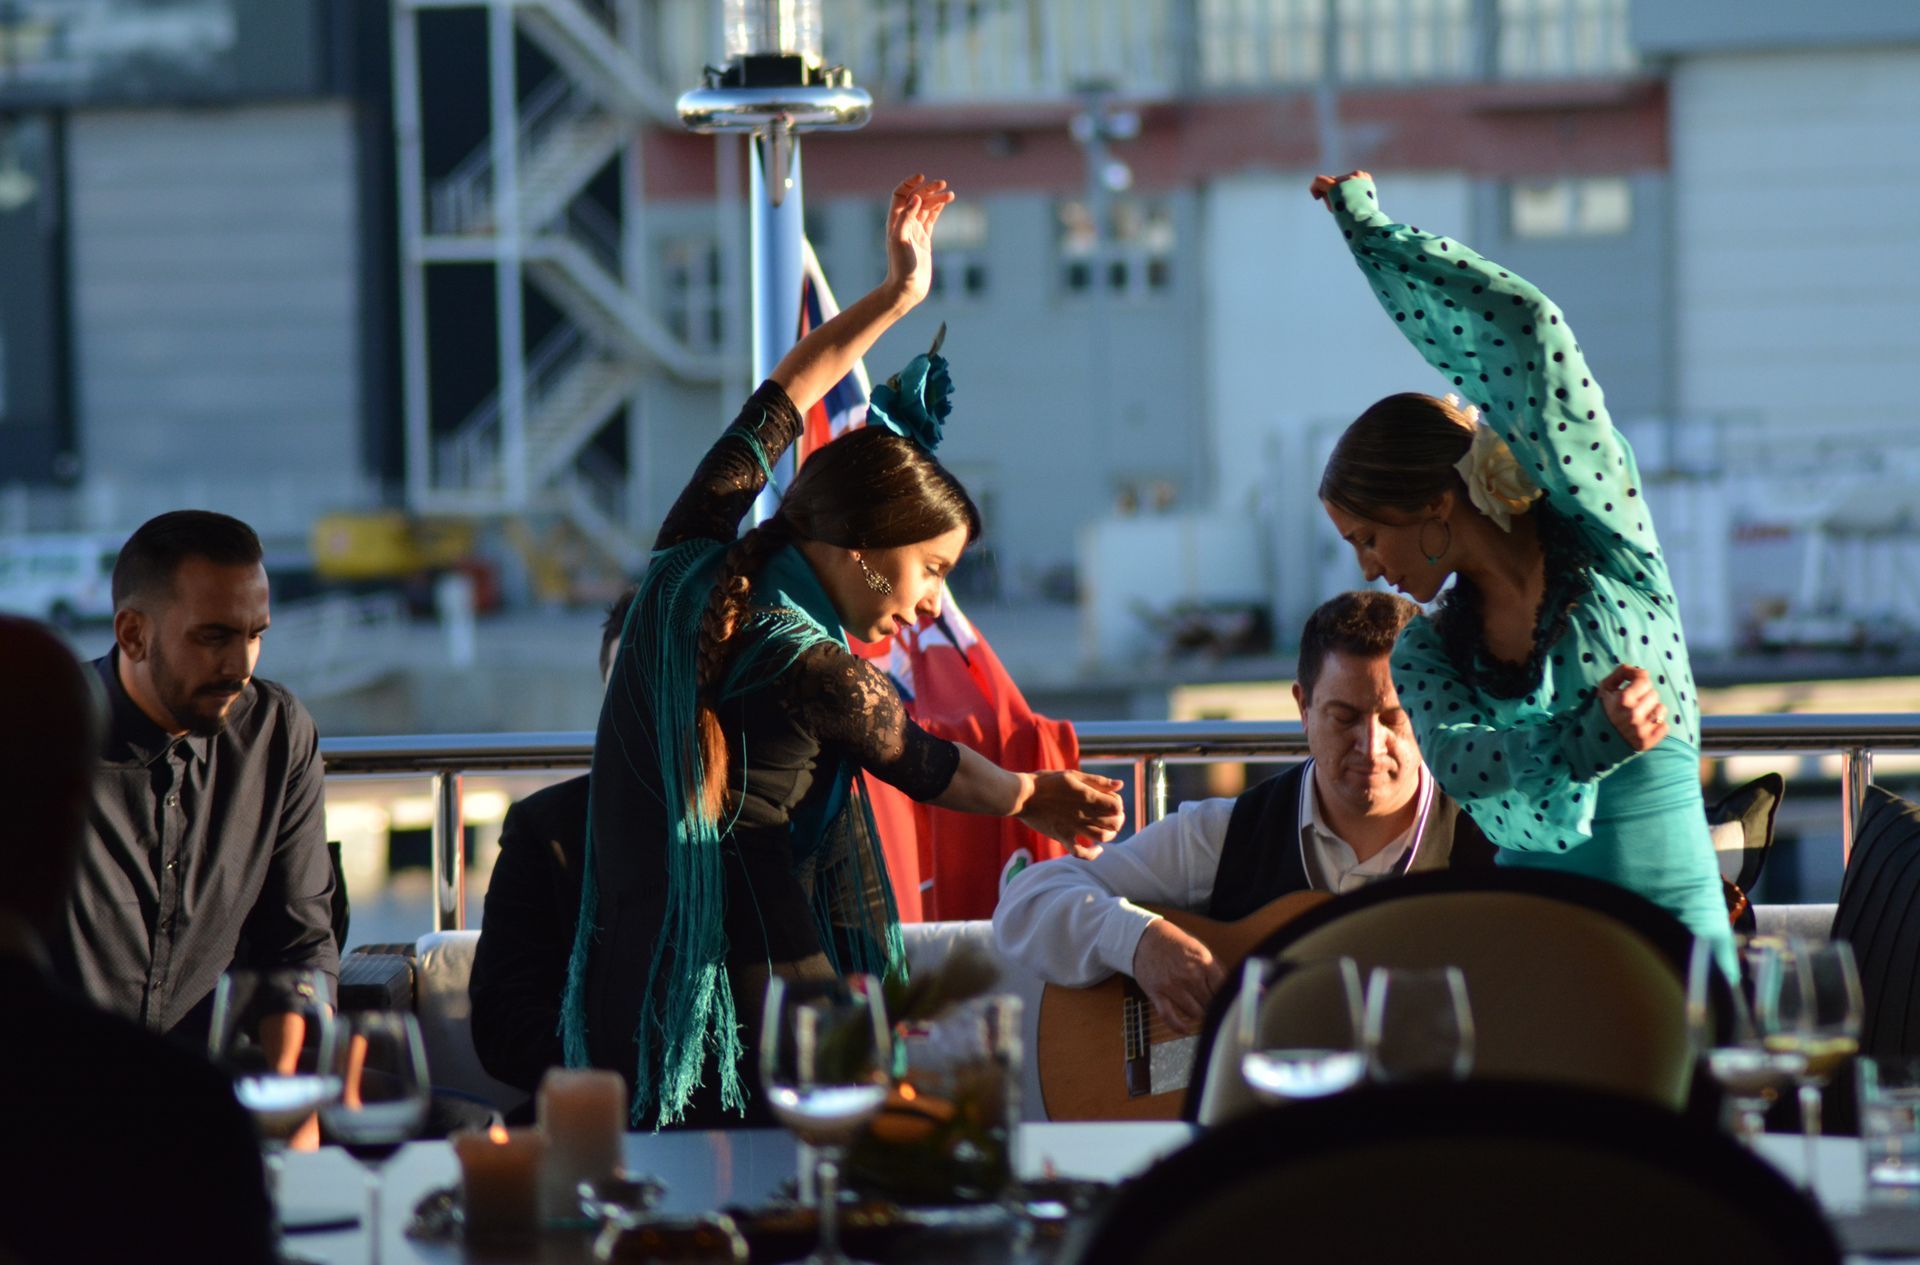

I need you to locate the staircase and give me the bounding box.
[396,0,732,571]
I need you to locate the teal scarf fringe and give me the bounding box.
[560,527,907,1128]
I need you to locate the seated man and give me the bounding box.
[48,510,337,1046]
[470,588,634,1094]
[0,615,276,1265]
[994,590,1492,1034]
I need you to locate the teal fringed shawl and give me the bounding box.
[560,532,907,1128]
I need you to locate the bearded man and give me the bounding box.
[50,510,337,1045]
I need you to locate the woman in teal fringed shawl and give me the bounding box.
[563,175,1128,1128]
[1309,170,1736,978]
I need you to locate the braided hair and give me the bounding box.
[692,426,980,817]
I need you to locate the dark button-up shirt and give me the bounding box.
[46,651,338,1041]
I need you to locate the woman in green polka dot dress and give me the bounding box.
[1311,170,1735,975]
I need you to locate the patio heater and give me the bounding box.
[679,0,871,415]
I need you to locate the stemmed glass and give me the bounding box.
[1687,938,1806,1148]
[1237,957,1368,1102]
[209,967,341,1262]
[320,1011,432,1265]
[1755,938,1864,1194]
[1362,966,1474,1084]
[761,974,892,1265]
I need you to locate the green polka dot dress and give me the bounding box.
[1328,177,1734,974]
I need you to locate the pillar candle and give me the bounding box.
[453,1124,546,1239]
[537,1068,627,1221]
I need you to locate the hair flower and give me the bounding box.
[868,324,952,453]
[1447,393,1542,532]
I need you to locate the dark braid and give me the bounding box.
[693,513,796,817]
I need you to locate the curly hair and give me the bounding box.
[691,426,980,817]
[1318,392,1477,521]
[1297,589,1420,701]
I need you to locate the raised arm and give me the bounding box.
[654,175,954,551]
[1314,172,1664,593]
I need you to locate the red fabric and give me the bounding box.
[894,627,1079,922]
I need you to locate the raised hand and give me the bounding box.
[1016,770,1126,853]
[883,174,954,307]
[1599,664,1669,752]
[1309,170,1373,207]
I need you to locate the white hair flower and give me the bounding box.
[1446,394,1542,532]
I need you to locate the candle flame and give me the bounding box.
[488,1124,510,1144]
[899,1083,918,1102]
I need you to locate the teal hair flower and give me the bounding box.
[869,324,952,453]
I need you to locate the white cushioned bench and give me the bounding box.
[409,921,1049,1121]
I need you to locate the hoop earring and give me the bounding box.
[1419,519,1452,566]
[856,555,893,595]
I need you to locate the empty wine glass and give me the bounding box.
[1755,937,1864,1195]
[1688,937,1805,1148]
[1363,966,1473,1084]
[320,1011,432,1265]
[760,974,891,1265]
[1237,956,1367,1102]
[209,967,340,1262]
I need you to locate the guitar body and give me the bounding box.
[1034,892,1329,1121]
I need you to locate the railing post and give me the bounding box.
[1132,757,1150,834]
[431,770,466,931]
[1147,756,1170,825]
[1841,746,1873,866]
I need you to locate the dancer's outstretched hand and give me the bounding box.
[884,174,955,306]
[1309,170,1373,206]
[1599,664,1669,752]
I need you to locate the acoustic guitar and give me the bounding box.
[1034,892,1329,1121]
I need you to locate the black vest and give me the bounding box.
[1207,763,1494,921]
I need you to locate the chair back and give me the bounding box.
[1835,784,1920,1057]
[1191,871,1696,1124]
[1074,1082,1839,1265]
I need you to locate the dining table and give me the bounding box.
[275,1120,1200,1264]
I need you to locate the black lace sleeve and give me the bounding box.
[653,380,805,550]
[780,642,961,802]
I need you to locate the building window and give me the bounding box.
[926,201,989,300]
[1509,177,1632,238]
[1058,198,1176,300]
[662,237,724,351]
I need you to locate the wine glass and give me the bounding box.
[1237,956,1367,1102]
[209,967,340,1262]
[320,1011,432,1265]
[1688,938,1805,1148]
[1363,965,1474,1084]
[1755,937,1864,1195]
[760,974,892,1265]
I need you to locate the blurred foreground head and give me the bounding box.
[0,616,100,931]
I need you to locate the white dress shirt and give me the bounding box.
[992,760,1432,987]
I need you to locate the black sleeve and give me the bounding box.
[780,643,962,801]
[470,793,578,1093]
[236,694,340,988]
[654,380,806,550]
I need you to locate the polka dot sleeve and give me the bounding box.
[1327,177,1667,598]
[1391,617,1634,854]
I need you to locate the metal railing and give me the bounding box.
[320,714,1914,931]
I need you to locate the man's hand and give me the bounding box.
[1598,664,1668,752]
[1130,919,1225,1037]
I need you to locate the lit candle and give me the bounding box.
[453,1124,546,1239]
[536,1068,627,1221]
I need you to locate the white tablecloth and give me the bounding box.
[277,1121,1198,1264]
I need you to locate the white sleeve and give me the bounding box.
[990,797,1236,987]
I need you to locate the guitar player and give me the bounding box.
[993,591,1493,1038]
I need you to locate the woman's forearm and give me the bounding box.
[930,743,1032,817]
[770,281,917,417]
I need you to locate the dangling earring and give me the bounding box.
[856,555,893,595]
[1419,519,1452,566]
